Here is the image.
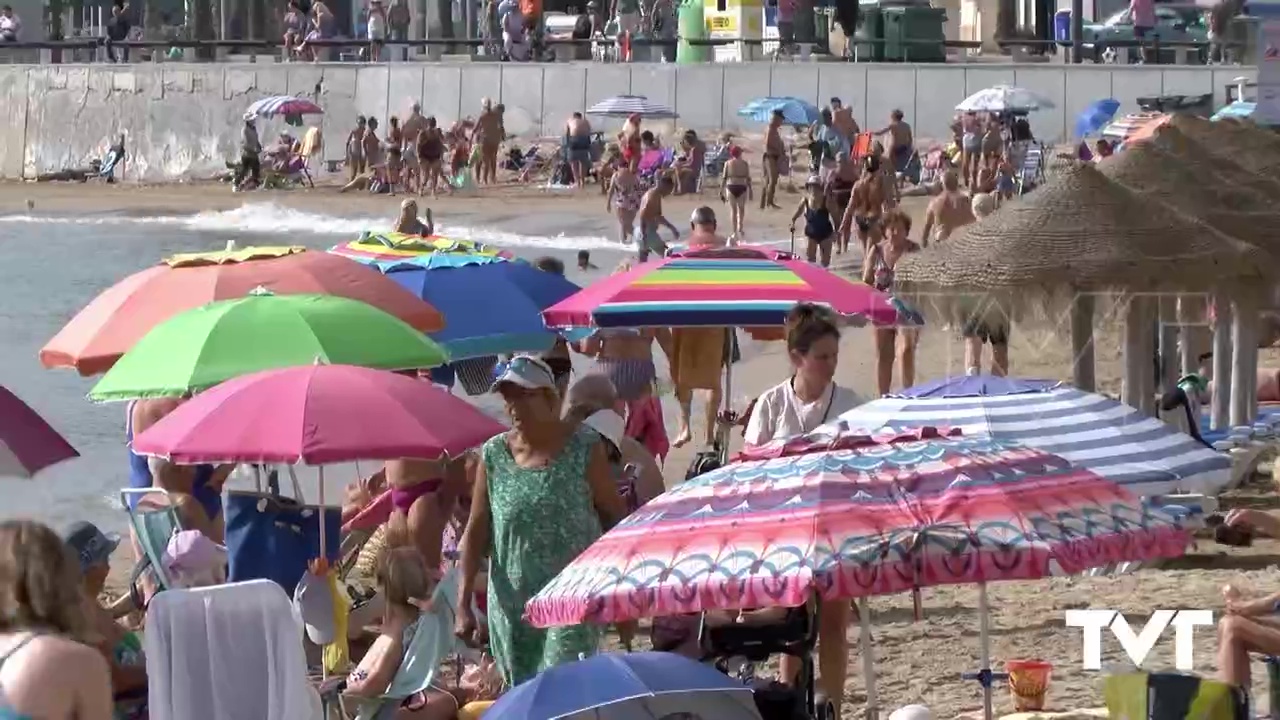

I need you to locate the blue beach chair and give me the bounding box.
[119,487,184,608]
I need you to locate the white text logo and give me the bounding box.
[1064,610,1215,671]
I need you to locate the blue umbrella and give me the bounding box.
[1212,100,1258,122]
[1074,98,1121,138]
[484,651,763,720]
[738,96,821,126]
[386,260,581,360]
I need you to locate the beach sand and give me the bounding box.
[12,178,1280,719]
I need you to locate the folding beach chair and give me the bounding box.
[1012,140,1045,195]
[145,579,323,720]
[636,148,673,188]
[851,132,875,162]
[119,487,184,609]
[918,148,948,187]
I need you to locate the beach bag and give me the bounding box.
[225,468,341,596]
[1104,672,1246,720]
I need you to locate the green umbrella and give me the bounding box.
[90,290,449,401]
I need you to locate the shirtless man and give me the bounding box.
[470,98,505,185]
[761,109,785,211]
[362,117,383,178]
[401,102,427,191]
[830,97,860,147]
[841,154,888,252]
[687,205,726,248]
[919,169,975,246]
[873,109,914,176]
[565,111,594,189]
[635,174,679,262]
[826,151,858,255]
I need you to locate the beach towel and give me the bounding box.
[300,127,323,159]
[1104,672,1246,720]
[625,395,669,464]
[669,328,738,391]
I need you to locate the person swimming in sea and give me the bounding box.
[577,249,597,271]
[394,197,433,236]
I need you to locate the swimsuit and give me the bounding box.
[804,204,834,241]
[830,176,854,206]
[0,635,36,720]
[634,225,668,262]
[611,182,641,213]
[391,478,443,513]
[566,134,592,164]
[724,176,749,198]
[127,401,222,519]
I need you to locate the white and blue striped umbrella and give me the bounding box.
[825,375,1230,499]
[956,85,1055,113]
[245,95,324,118]
[585,95,678,119]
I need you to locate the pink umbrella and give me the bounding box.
[0,386,78,478]
[131,364,505,465]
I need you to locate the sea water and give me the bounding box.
[0,203,629,531]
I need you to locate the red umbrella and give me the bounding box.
[131,363,503,465]
[41,246,445,376]
[0,386,78,478]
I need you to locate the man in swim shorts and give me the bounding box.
[961,194,1010,376]
[565,111,594,189]
[873,108,914,175]
[635,174,679,261]
[841,154,888,251]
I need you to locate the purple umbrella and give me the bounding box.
[0,386,78,478]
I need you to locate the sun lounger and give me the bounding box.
[120,488,184,607]
[145,579,323,720]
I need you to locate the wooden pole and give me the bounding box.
[1122,294,1144,410]
[1230,292,1256,427]
[1158,296,1179,392]
[1177,295,1209,378]
[1070,292,1096,392]
[1138,296,1158,416]
[1212,291,1232,431]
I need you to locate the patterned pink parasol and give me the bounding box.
[0,386,78,478]
[523,429,1193,628]
[132,364,505,465]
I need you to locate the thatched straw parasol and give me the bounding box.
[1157,114,1280,182]
[895,162,1265,297]
[1142,125,1280,197]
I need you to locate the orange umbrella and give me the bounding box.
[41,246,445,376]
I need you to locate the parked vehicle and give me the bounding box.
[1082,4,1208,64]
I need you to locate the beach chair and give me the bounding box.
[702,141,730,180]
[1013,140,1045,195]
[340,568,473,720]
[119,487,184,608]
[636,148,673,188]
[144,579,323,720]
[851,132,875,162]
[918,148,948,187]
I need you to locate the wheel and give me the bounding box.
[812,691,837,720]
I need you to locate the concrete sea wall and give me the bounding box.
[0,62,1260,182]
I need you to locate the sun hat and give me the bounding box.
[583,409,625,451]
[294,568,337,645]
[63,521,121,572]
[489,355,557,393]
[163,529,227,578]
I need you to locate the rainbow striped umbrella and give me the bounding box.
[523,429,1193,628]
[328,233,512,272]
[541,246,913,329]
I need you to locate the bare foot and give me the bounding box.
[672,427,693,449]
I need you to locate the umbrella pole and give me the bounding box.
[978,582,994,720]
[857,599,879,720]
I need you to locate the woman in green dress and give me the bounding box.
[456,355,628,686]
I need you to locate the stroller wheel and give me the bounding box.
[812,691,837,720]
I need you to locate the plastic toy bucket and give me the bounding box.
[1007,659,1053,711]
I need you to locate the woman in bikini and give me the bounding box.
[575,261,672,415]
[862,209,921,396]
[719,145,751,241]
[790,176,835,267]
[605,159,642,248]
[416,116,447,197]
[383,455,468,573]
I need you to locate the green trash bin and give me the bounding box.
[853,5,884,61]
[882,5,946,62]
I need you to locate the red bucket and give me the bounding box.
[1007,659,1053,711]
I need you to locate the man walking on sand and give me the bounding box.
[565,111,593,189]
[636,175,680,262]
[401,103,426,191]
[760,110,785,211]
[841,155,888,251]
[919,170,975,246]
[830,97,860,146]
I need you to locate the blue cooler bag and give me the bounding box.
[224,467,341,596]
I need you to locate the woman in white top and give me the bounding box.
[742,303,862,720]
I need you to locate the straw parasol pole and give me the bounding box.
[895,163,1266,413]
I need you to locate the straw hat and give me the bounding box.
[894,162,1266,293]
[1143,125,1280,198]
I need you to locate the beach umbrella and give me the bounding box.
[1157,113,1280,180]
[523,429,1193,720]
[541,245,911,330]
[737,96,821,126]
[1074,98,1120,138]
[41,245,443,376]
[0,386,78,478]
[1212,100,1258,122]
[484,652,762,720]
[328,232,513,272]
[585,95,678,119]
[1100,112,1169,147]
[246,95,324,118]
[89,290,448,402]
[955,85,1055,113]
[131,364,503,466]
[831,375,1231,498]
[386,260,582,361]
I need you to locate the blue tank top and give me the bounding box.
[126,401,222,519]
[0,635,38,720]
